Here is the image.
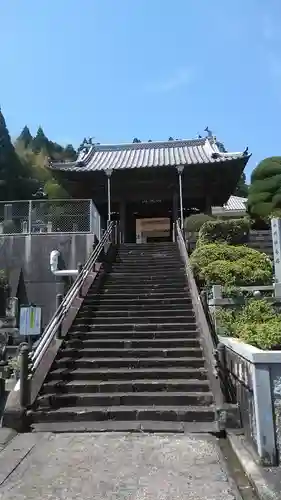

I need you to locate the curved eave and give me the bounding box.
[49,151,251,173]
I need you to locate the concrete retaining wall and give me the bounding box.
[0,233,96,328]
[220,337,281,466]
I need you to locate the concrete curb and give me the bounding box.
[0,428,17,452]
[228,432,281,500]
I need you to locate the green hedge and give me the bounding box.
[216,299,281,350]
[190,243,273,286]
[184,213,214,233]
[198,217,250,245]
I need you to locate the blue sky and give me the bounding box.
[1,0,281,179]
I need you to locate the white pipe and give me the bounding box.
[50,250,79,277]
[53,269,79,277]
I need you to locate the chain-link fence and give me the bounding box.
[0,199,101,239]
[0,201,29,234]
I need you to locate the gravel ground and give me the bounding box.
[0,432,241,500]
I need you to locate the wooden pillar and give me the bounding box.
[172,192,179,242]
[119,200,126,243]
[172,192,179,222]
[205,194,212,215]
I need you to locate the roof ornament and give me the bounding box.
[243,146,249,156]
[197,134,202,139]
[82,137,94,153]
[204,126,213,138]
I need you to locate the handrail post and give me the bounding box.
[56,293,63,339]
[77,262,83,298]
[216,342,232,403]
[20,343,30,408]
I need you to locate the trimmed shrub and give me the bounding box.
[190,243,273,286]
[184,213,214,233]
[216,299,281,350]
[198,217,250,245]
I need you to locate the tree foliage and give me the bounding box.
[235,172,248,197]
[32,126,49,153]
[198,218,250,245]
[248,157,281,218]
[0,109,77,200]
[16,125,33,148]
[216,299,281,350]
[190,243,272,286]
[0,109,38,200]
[184,213,214,233]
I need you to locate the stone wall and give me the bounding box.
[0,233,96,328]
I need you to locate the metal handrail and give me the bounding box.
[31,222,115,371]
[176,221,236,404]
[175,220,225,406]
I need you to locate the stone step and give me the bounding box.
[74,316,195,327]
[112,262,185,276]
[59,347,203,359]
[69,323,198,334]
[30,405,216,424]
[37,391,213,408]
[41,378,210,394]
[82,299,192,311]
[31,420,220,433]
[77,309,194,320]
[114,261,180,267]
[64,338,200,349]
[68,330,199,341]
[106,274,185,281]
[101,284,189,292]
[86,291,190,301]
[104,279,187,287]
[47,367,208,382]
[53,357,205,370]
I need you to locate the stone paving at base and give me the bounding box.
[0,432,240,500]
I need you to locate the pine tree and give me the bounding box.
[64,144,76,161]
[235,172,248,198]
[17,125,33,148]
[248,157,281,218]
[32,126,49,153]
[0,108,23,199]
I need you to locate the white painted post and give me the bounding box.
[176,166,184,231]
[271,218,281,283]
[28,200,32,234]
[274,283,281,299]
[212,285,222,301]
[252,364,277,464]
[105,169,113,227]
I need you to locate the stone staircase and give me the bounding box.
[30,243,217,432]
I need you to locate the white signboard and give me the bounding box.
[19,306,42,336]
[271,218,281,283]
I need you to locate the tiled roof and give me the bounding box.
[50,138,249,172]
[212,195,247,214]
